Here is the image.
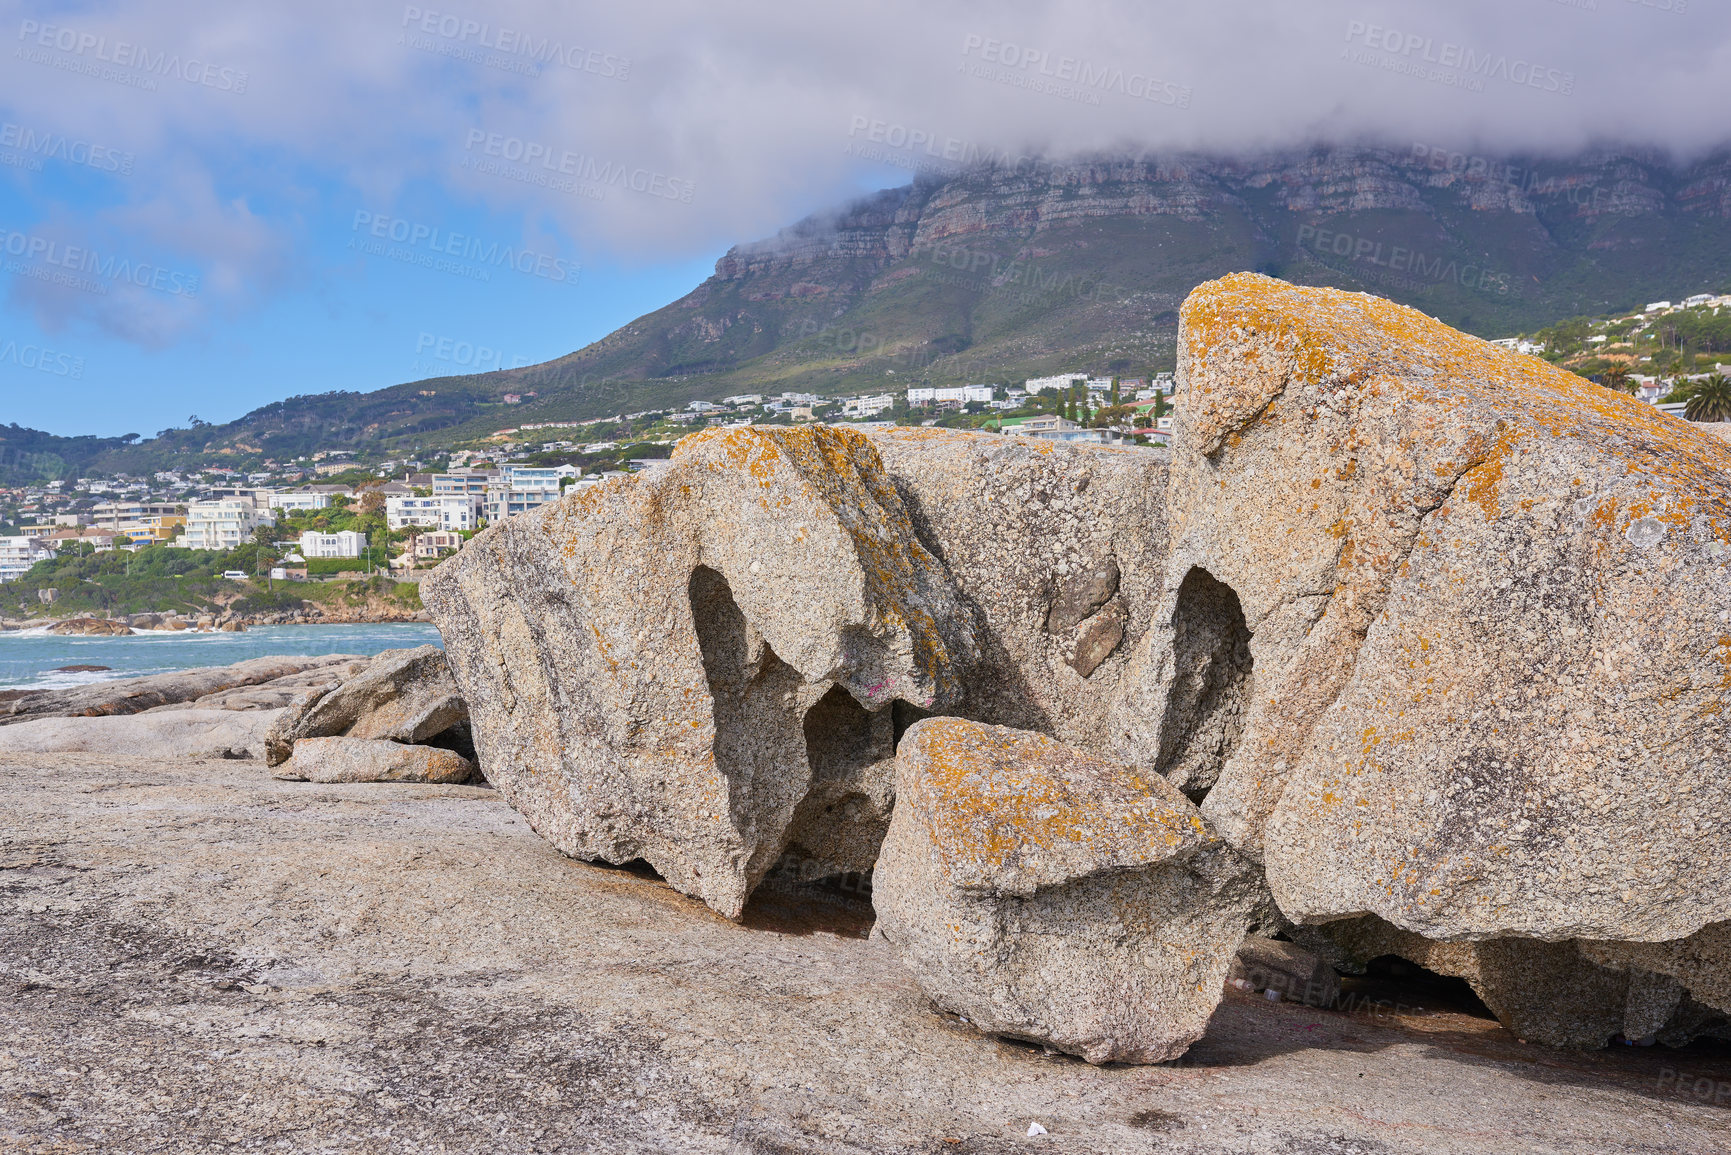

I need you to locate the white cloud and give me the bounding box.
[0,0,1727,343]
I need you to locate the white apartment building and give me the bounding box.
[181,499,275,551]
[1024,374,1087,394]
[0,535,56,582]
[843,393,896,418]
[484,466,562,523]
[298,530,368,559]
[906,385,994,406]
[386,494,481,532]
[266,491,332,512]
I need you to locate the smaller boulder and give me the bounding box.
[273,736,475,784]
[873,718,1261,1065]
[264,646,467,766]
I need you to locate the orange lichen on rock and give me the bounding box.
[1180,272,1731,538]
[901,717,1214,895]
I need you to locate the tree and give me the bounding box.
[1093,404,1134,428]
[1682,375,1731,423]
[1598,365,1633,394]
[1109,377,1121,408]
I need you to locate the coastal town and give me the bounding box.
[5,288,1727,628]
[0,370,1183,619]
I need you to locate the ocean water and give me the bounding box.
[0,623,445,692]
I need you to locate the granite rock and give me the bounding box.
[273,735,476,784]
[0,708,285,760]
[0,655,365,725]
[424,425,975,919]
[866,428,1168,749]
[1159,274,1731,949]
[873,718,1260,1064]
[264,646,467,767]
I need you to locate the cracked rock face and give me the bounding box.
[866,429,1168,750]
[424,426,974,920]
[1163,274,1731,949]
[873,718,1261,1065]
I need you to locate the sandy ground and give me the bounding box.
[3,753,1730,1154]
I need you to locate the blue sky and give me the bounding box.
[0,162,725,435]
[2,0,1727,438]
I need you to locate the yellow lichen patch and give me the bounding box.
[677,424,963,701]
[1181,273,1731,541]
[907,718,1209,889]
[1459,424,1529,522]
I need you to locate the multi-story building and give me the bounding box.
[386,495,482,532]
[265,491,332,512]
[121,515,186,546]
[386,496,441,530]
[484,466,562,523]
[1024,374,1087,395]
[298,530,368,559]
[432,469,498,499]
[0,535,56,582]
[907,385,994,407]
[90,500,181,530]
[843,393,896,418]
[412,531,464,560]
[181,499,275,551]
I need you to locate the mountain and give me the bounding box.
[17,145,1731,478]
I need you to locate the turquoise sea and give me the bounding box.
[0,623,444,691]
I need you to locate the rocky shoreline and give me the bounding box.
[0,607,432,635]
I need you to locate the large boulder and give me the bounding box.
[866,429,1170,750]
[263,646,467,766]
[1157,274,1731,952]
[273,736,475,784]
[0,708,285,760]
[873,718,1260,1064]
[424,426,976,919]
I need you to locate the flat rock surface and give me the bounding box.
[0,708,285,760]
[3,753,1730,1154]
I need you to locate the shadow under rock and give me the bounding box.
[1176,960,1731,1112]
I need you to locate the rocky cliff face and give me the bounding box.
[511,146,1731,412]
[71,146,1731,471]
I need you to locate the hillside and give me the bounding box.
[12,145,1731,479]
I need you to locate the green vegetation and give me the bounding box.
[4,545,245,618]
[306,558,372,575]
[1672,375,1731,422]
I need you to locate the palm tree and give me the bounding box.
[1683,375,1731,423]
[1599,365,1633,394]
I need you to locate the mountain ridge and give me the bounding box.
[8,143,1731,481]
